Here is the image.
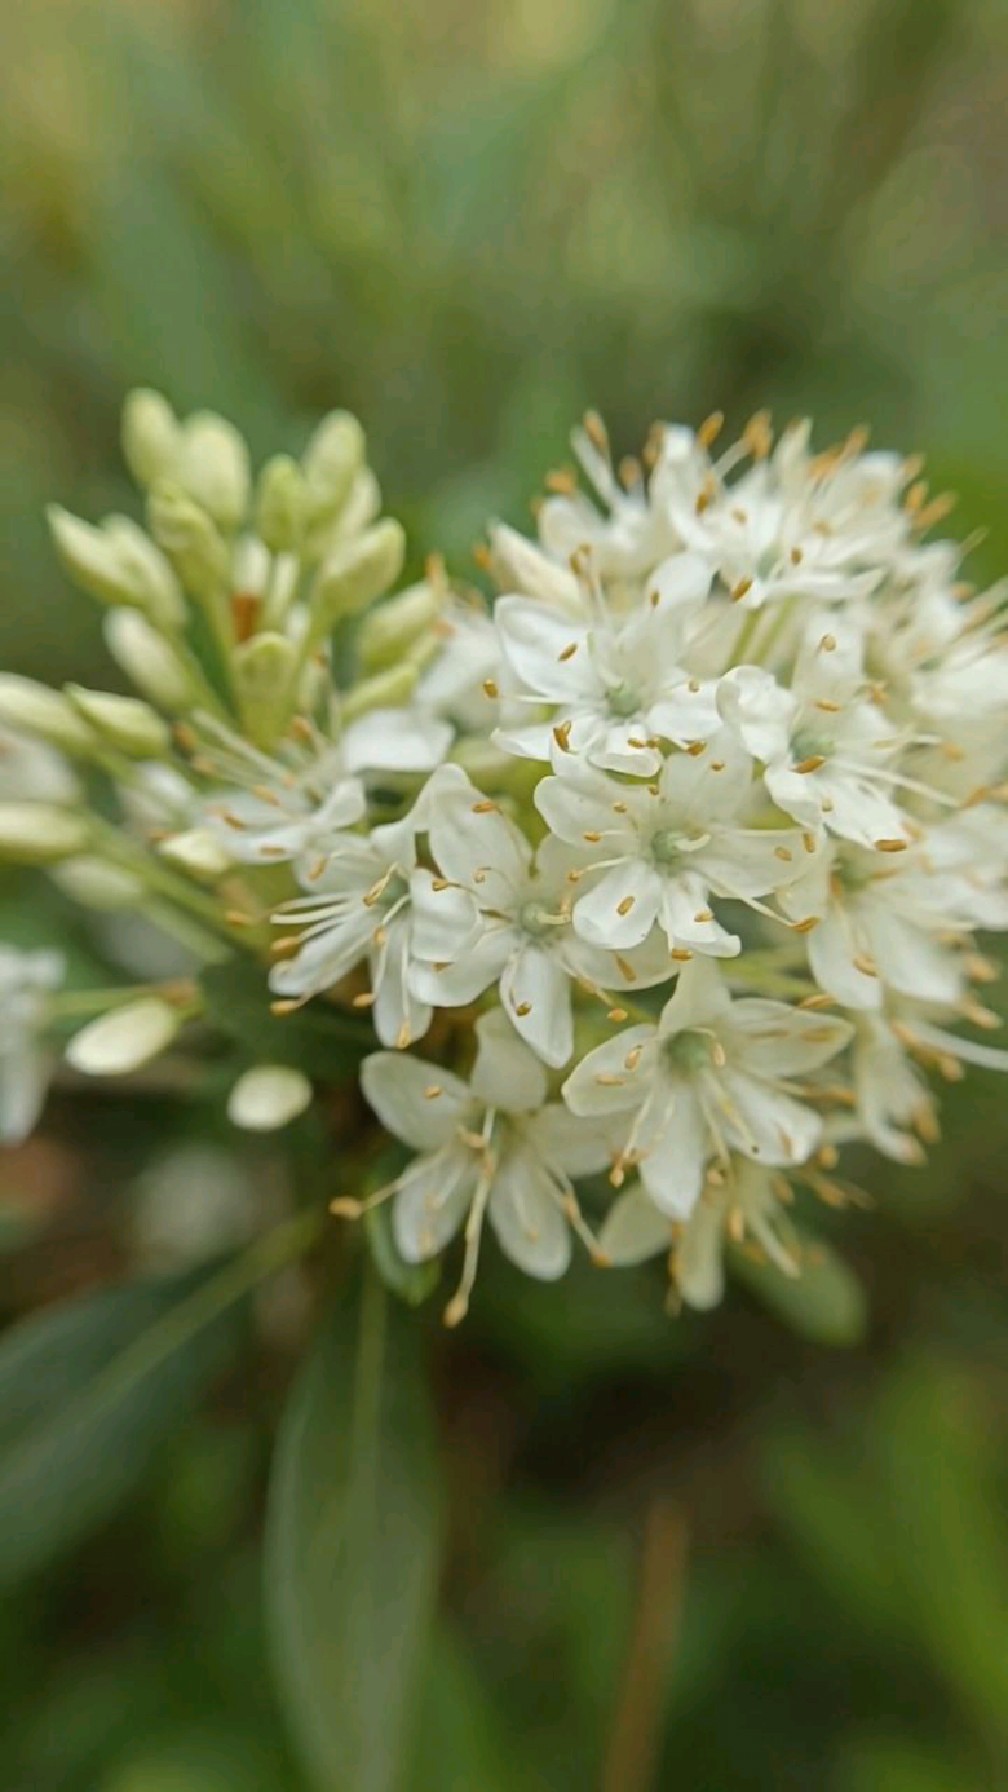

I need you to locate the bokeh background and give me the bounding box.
[2,0,1007,1788]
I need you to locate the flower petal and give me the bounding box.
[598,1183,673,1266]
[562,1025,656,1115]
[572,860,663,950]
[501,943,573,1068]
[360,1052,474,1150]
[487,1150,572,1279]
[471,1007,549,1112]
[393,1150,475,1260]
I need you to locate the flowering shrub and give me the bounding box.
[2,395,1005,1325]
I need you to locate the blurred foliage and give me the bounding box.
[1,0,1007,1787]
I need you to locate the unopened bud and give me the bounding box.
[103,611,197,712]
[255,455,308,553]
[0,802,90,863]
[147,484,230,603]
[309,519,405,634]
[66,686,171,758]
[177,412,251,530]
[66,996,181,1076]
[302,411,365,514]
[340,663,419,722]
[157,828,232,880]
[48,508,185,631]
[302,465,382,566]
[0,676,95,754]
[122,388,181,488]
[232,632,298,747]
[227,1064,312,1130]
[52,857,144,910]
[357,580,445,670]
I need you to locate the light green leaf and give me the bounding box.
[730,1235,868,1347]
[264,1273,442,1792]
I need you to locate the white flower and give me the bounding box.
[599,1159,799,1309]
[536,727,810,956]
[197,706,451,870]
[415,597,502,731]
[533,420,677,582]
[779,833,1004,1012]
[718,617,912,848]
[354,1009,614,1322]
[409,768,667,1066]
[562,958,851,1218]
[0,946,63,1143]
[652,417,908,610]
[270,807,476,1050]
[491,554,718,773]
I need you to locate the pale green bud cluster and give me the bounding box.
[39,389,443,763]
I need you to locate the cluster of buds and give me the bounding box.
[1,394,1005,1324]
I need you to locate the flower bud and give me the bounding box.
[302,410,365,514]
[157,828,232,880]
[177,412,251,530]
[52,857,144,909]
[103,611,197,712]
[232,632,298,747]
[302,465,382,566]
[0,675,95,755]
[122,388,181,488]
[340,662,419,722]
[309,519,405,634]
[0,802,90,863]
[147,485,230,603]
[48,508,185,631]
[65,686,172,758]
[356,579,445,671]
[66,996,181,1076]
[227,1064,312,1130]
[255,454,308,553]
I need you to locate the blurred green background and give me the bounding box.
[1,0,1007,1788]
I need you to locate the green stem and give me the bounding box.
[86,1207,326,1409]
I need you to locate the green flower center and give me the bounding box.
[791,728,833,763]
[663,1028,717,1074]
[606,680,642,719]
[518,900,560,938]
[651,827,686,866]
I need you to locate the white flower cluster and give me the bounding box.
[1,396,1005,1326]
[325,411,1008,1318]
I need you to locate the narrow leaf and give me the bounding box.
[264,1274,442,1792]
[0,1276,230,1585]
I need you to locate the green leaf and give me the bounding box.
[0,1276,232,1586]
[730,1236,868,1347]
[364,1194,440,1309]
[200,957,372,1081]
[0,1209,321,1586]
[264,1273,442,1792]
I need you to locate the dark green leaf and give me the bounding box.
[264,1274,442,1792]
[364,1196,440,1309]
[0,1276,233,1585]
[200,957,372,1081]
